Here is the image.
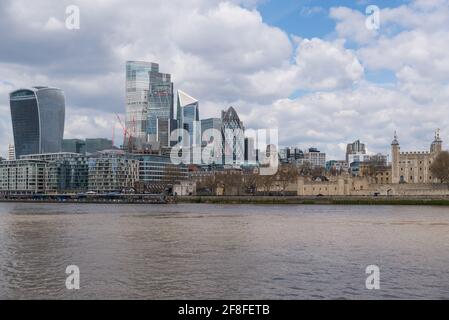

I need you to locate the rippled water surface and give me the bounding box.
[0,202,448,299]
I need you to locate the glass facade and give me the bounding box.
[126,61,158,145]
[9,87,65,159]
[126,61,173,148]
[177,90,200,146]
[147,69,174,146]
[22,153,89,192]
[221,107,245,165]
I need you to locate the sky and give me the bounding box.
[1,0,449,159]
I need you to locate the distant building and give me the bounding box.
[201,118,222,143]
[391,130,442,184]
[88,150,139,193]
[346,140,366,163]
[8,144,15,161]
[201,118,223,164]
[221,106,244,165]
[9,87,65,159]
[62,139,86,154]
[177,90,200,147]
[0,159,47,194]
[156,118,178,148]
[133,154,188,193]
[279,147,304,164]
[326,160,349,173]
[147,64,174,146]
[21,153,89,193]
[85,138,113,153]
[62,138,113,154]
[302,148,326,168]
[125,61,157,146]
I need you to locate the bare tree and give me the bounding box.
[430,151,449,183]
[197,174,216,195]
[277,164,298,195]
[257,174,275,195]
[215,172,243,195]
[242,173,258,194]
[298,162,313,176]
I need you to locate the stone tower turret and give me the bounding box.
[391,131,400,184]
[430,128,442,154]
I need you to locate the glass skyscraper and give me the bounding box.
[147,67,173,145]
[9,87,65,159]
[125,61,157,146]
[177,90,200,147]
[221,106,245,165]
[125,61,173,148]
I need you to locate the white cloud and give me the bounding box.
[1,0,449,161]
[294,38,364,90]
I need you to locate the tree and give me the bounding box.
[215,171,243,195]
[196,174,216,195]
[257,174,275,195]
[297,162,311,176]
[277,164,298,195]
[242,173,258,194]
[430,151,449,183]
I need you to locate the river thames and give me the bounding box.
[0,202,448,299]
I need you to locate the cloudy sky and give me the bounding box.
[1,0,448,159]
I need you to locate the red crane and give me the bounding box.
[115,113,133,152]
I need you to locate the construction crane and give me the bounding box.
[115,113,133,152]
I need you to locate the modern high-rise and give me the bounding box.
[346,140,366,163]
[201,118,222,144]
[221,106,244,165]
[177,90,200,146]
[9,87,65,159]
[147,66,174,146]
[125,61,156,146]
[201,118,223,164]
[302,148,326,168]
[8,144,15,161]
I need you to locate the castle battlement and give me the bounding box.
[399,151,430,155]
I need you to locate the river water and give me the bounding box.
[0,202,448,299]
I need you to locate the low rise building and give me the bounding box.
[0,160,47,194]
[88,150,139,193]
[300,148,326,168]
[21,153,89,193]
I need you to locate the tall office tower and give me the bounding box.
[346,140,366,162]
[221,106,244,165]
[177,90,200,146]
[9,87,65,159]
[201,118,223,164]
[201,118,222,143]
[147,66,174,146]
[8,144,15,160]
[125,61,159,147]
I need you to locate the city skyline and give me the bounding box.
[1,0,448,160]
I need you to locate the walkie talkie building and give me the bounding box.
[9,87,65,159]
